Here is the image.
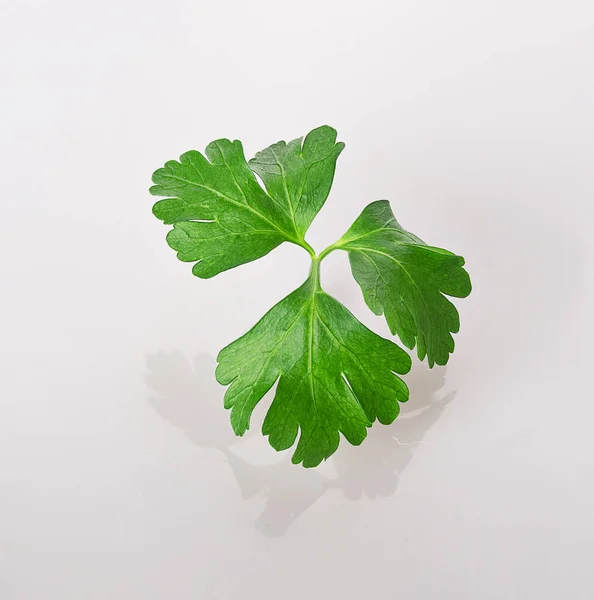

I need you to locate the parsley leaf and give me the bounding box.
[249,125,345,237]
[150,126,343,277]
[215,264,411,467]
[150,139,295,278]
[329,200,472,367]
[150,127,471,466]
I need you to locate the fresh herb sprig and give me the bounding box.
[151,126,471,467]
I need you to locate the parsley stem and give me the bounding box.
[309,257,321,289]
[296,239,317,258]
[318,243,339,260]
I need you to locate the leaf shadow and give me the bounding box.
[145,351,453,537]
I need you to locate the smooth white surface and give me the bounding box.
[2,1,594,598]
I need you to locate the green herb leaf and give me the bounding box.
[331,200,472,367]
[150,139,297,278]
[151,127,472,466]
[215,267,410,467]
[150,126,343,278]
[249,125,345,237]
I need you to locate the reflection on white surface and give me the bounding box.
[146,352,454,536]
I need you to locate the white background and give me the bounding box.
[2,0,594,598]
